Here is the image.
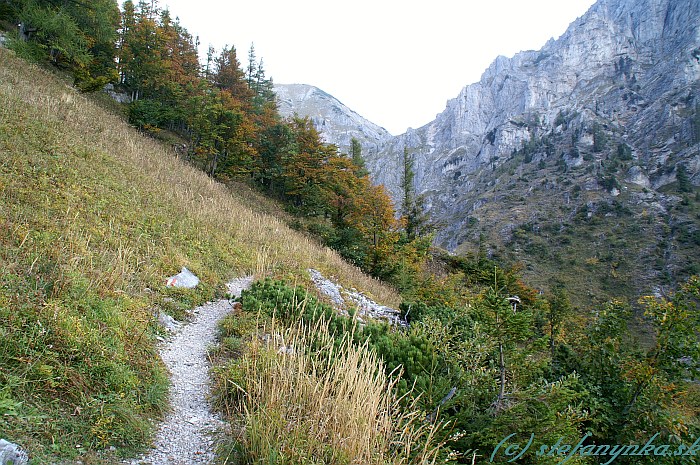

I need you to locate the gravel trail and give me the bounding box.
[129,276,254,465]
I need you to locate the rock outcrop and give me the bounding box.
[0,439,29,465]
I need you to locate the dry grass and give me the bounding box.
[221,317,443,465]
[0,48,400,305]
[0,47,400,462]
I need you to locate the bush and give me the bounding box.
[128,99,170,129]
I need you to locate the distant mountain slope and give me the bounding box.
[274,83,392,156]
[279,0,700,304]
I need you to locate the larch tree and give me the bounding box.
[214,45,254,102]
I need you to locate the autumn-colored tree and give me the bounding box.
[213,45,254,103]
[215,90,259,178]
[352,184,400,278]
[158,9,200,88]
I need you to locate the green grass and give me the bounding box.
[0,48,400,463]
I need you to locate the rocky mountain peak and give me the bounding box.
[277,0,700,304]
[274,83,392,156]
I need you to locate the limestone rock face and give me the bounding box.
[277,0,700,302]
[363,0,699,249]
[274,83,393,156]
[0,439,29,465]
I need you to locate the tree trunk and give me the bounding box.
[497,342,506,413]
[550,320,555,360]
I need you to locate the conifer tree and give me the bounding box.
[480,282,532,414]
[10,0,117,81]
[400,148,434,241]
[246,43,257,89]
[349,138,368,177]
[545,286,572,361]
[118,0,164,100]
[214,45,254,101]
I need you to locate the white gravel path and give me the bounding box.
[129,276,254,465]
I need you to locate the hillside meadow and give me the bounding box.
[0,48,399,463]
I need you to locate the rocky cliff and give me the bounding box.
[279,0,700,303]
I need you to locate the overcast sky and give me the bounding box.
[150,0,597,135]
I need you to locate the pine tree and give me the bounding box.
[400,148,434,240]
[401,147,416,234]
[480,280,532,414]
[349,138,368,177]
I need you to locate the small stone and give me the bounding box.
[0,439,29,465]
[158,312,181,332]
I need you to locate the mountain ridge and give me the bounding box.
[274,83,392,156]
[277,0,700,304]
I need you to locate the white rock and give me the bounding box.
[165,267,199,288]
[308,269,406,327]
[0,439,29,465]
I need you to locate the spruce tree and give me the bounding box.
[400,148,434,241]
[349,138,368,177]
[401,147,416,234]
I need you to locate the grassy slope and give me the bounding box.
[0,49,399,463]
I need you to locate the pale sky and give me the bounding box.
[148,0,597,135]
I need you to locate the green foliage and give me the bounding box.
[239,278,351,335]
[598,174,620,192]
[559,289,700,462]
[592,123,607,153]
[128,98,171,129]
[14,0,91,67]
[401,147,416,233]
[7,0,119,87]
[677,164,692,193]
[616,142,633,160]
[238,279,451,405]
[227,265,700,465]
[349,137,368,177]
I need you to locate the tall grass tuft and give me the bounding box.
[219,317,444,465]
